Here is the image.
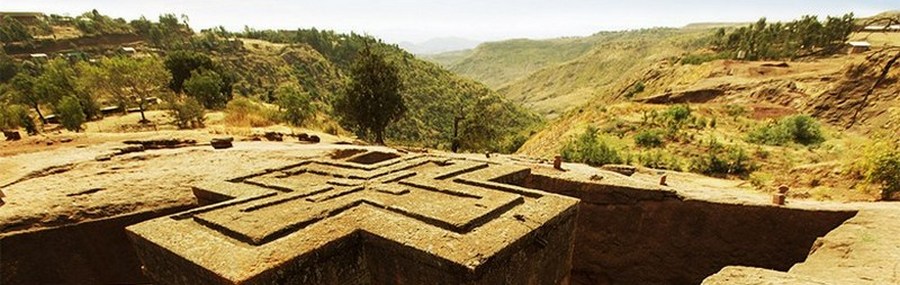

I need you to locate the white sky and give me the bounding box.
[1,1,896,43]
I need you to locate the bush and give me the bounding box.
[275,84,314,126]
[689,140,755,177]
[0,104,36,134]
[636,150,683,171]
[862,144,900,200]
[560,126,624,166]
[224,97,280,127]
[664,104,692,123]
[681,53,725,65]
[184,69,228,109]
[634,129,664,148]
[56,96,86,132]
[747,115,824,146]
[167,96,206,129]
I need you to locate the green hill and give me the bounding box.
[0,11,538,153]
[432,28,710,118]
[426,36,601,88]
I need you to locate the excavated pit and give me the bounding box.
[0,148,858,284]
[514,173,857,285]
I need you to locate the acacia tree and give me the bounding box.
[335,43,405,145]
[81,56,169,123]
[9,73,47,123]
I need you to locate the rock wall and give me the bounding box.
[520,174,856,285]
[0,206,192,284]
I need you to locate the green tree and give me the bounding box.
[0,50,18,83]
[183,69,227,109]
[0,104,36,134]
[560,126,624,166]
[164,50,213,93]
[275,84,314,126]
[9,73,47,123]
[80,56,169,123]
[864,146,900,200]
[165,94,205,129]
[335,43,405,145]
[56,96,85,131]
[0,16,32,44]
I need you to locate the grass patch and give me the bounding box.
[223,96,281,128]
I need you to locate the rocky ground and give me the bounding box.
[1,130,899,284]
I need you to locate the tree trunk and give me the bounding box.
[375,131,385,145]
[138,98,148,124]
[33,104,46,124]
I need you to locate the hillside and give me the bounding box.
[425,12,900,201]
[515,32,900,201]
[0,11,538,153]
[425,36,603,88]
[430,28,711,118]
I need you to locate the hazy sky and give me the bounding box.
[1,1,896,43]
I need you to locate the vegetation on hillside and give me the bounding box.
[335,43,405,145]
[0,10,537,153]
[711,14,856,60]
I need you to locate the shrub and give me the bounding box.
[224,96,280,127]
[560,126,624,166]
[689,140,755,177]
[184,69,228,109]
[56,96,86,132]
[0,104,36,134]
[681,53,725,65]
[167,96,206,129]
[862,144,900,200]
[634,129,664,148]
[663,104,692,123]
[275,84,314,126]
[747,115,824,146]
[624,81,645,99]
[724,104,747,117]
[636,150,683,171]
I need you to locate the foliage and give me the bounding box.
[724,104,747,117]
[713,14,855,60]
[688,140,755,177]
[131,14,191,48]
[184,69,227,109]
[680,52,726,65]
[224,96,280,127]
[165,95,205,129]
[663,104,692,123]
[862,143,900,200]
[73,9,132,36]
[747,115,824,146]
[275,84,314,126]
[56,96,86,132]
[79,56,170,122]
[0,16,33,44]
[634,129,665,148]
[164,50,214,93]
[0,51,18,83]
[636,150,683,171]
[560,126,625,166]
[0,104,36,134]
[335,43,405,144]
[8,73,47,122]
[624,81,644,99]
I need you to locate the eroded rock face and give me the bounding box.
[126,151,579,284]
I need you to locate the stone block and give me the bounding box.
[127,151,578,285]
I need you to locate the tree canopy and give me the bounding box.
[336,43,405,145]
[712,14,855,60]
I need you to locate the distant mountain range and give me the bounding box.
[399,37,481,55]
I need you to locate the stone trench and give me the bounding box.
[0,149,857,285]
